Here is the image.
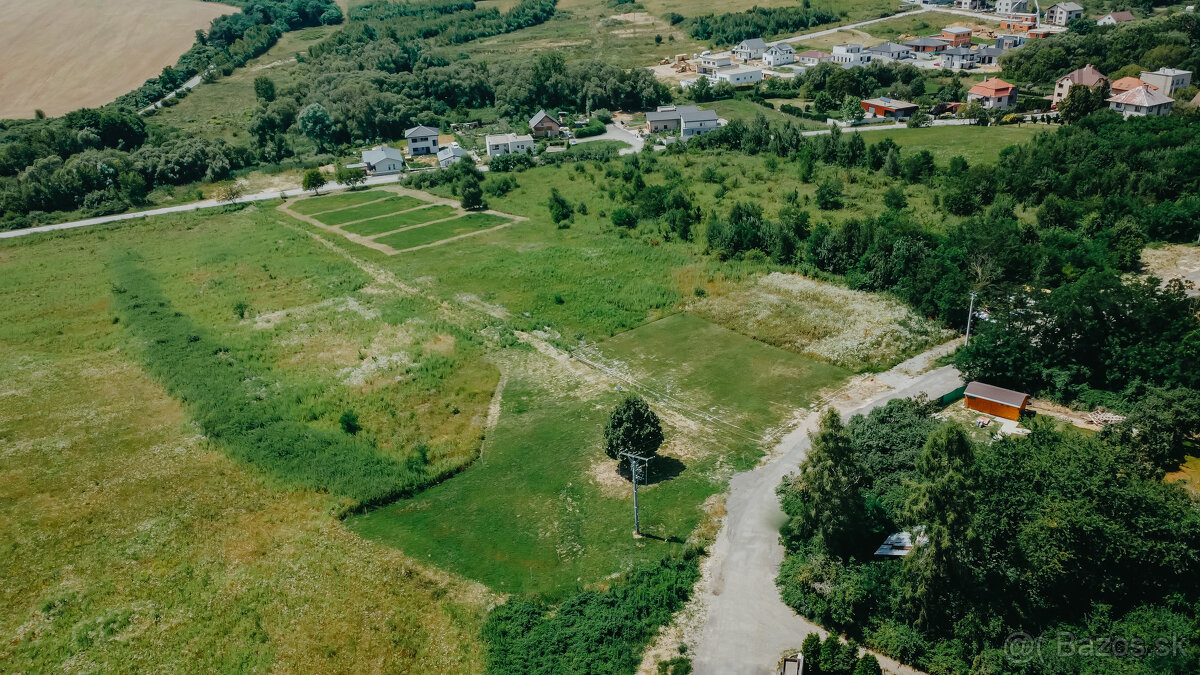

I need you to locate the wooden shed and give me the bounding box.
[963,381,1029,421]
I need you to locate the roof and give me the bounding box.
[964,381,1029,408]
[905,37,950,47]
[1148,67,1191,76]
[1059,64,1106,86]
[943,26,972,34]
[941,47,977,57]
[866,42,913,55]
[1107,85,1175,107]
[702,51,732,60]
[647,106,698,122]
[680,108,719,125]
[862,96,918,110]
[976,46,1006,56]
[484,133,533,145]
[404,125,439,138]
[735,38,767,49]
[528,110,559,127]
[361,145,404,165]
[437,145,469,161]
[874,530,928,557]
[1110,76,1155,91]
[1048,1,1083,10]
[1099,10,1134,21]
[765,43,795,54]
[968,77,1016,96]
[716,65,761,75]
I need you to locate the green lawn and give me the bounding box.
[865,124,1056,164]
[706,98,826,129]
[290,190,391,215]
[343,205,459,236]
[374,213,511,250]
[313,195,429,226]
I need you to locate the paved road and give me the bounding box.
[692,342,964,675]
[140,71,206,114]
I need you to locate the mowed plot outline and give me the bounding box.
[281,186,524,254]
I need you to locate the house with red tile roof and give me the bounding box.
[1096,10,1135,25]
[1109,76,1156,96]
[967,77,1019,108]
[1106,85,1175,117]
[1052,64,1107,103]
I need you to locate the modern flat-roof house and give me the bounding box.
[528,110,563,138]
[484,133,534,157]
[905,36,949,53]
[1110,76,1155,95]
[976,46,1006,67]
[1044,1,1084,25]
[404,125,440,156]
[1000,15,1037,32]
[1096,10,1135,24]
[861,97,919,119]
[1140,67,1192,94]
[831,43,872,67]
[796,49,832,65]
[436,144,470,168]
[348,144,405,175]
[995,34,1026,50]
[874,529,928,557]
[645,105,712,133]
[732,38,768,61]
[941,26,973,48]
[762,43,796,67]
[994,0,1030,15]
[964,381,1030,421]
[680,107,720,138]
[967,77,1018,108]
[866,42,914,62]
[710,66,763,85]
[1053,64,1107,103]
[698,51,733,75]
[1107,85,1175,117]
[941,46,978,69]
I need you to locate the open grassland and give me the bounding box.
[0,0,237,119]
[289,189,391,215]
[313,195,430,226]
[0,210,496,672]
[859,11,1003,42]
[351,205,460,233]
[376,213,513,250]
[865,124,1055,164]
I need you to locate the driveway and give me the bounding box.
[692,341,963,675]
[575,123,645,155]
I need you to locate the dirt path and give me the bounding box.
[691,341,963,675]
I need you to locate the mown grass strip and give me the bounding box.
[290,190,389,215]
[375,213,510,250]
[314,196,428,226]
[342,205,460,236]
[109,254,430,513]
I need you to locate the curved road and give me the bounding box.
[693,343,963,675]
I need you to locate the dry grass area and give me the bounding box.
[1141,244,1200,297]
[688,272,952,371]
[0,0,237,119]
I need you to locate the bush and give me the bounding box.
[611,207,639,228]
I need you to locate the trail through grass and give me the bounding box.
[376,213,512,249]
[314,195,429,225]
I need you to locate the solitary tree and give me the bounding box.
[459,174,486,210]
[302,168,327,195]
[213,180,246,203]
[604,395,664,475]
[335,165,367,190]
[548,187,573,224]
[253,75,276,102]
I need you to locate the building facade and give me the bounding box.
[404,125,440,156]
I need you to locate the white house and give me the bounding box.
[796,50,831,66]
[732,38,767,61]
[831,43,872,67]
[954,0,987,9]
[437,144,471,168]
[710,66,763,85]
[865,42,913,62]
[484,133,534,157]
[698,51,733,74]
[1096,10,1135,24]
[941,47,978,70]
[995,34,1026,50]
[994,0,1029,14]
[348,145,405,175]
[1044,2,1083,25]
[1106,85,1175,117]
[680,108,720,138]
[404,125,440,156]
[762,44,795,67]
[1140,68,1192,94]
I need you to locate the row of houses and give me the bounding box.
[950,0,1093,27]
[962,64,1194,117]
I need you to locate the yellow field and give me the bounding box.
[0,0,236,119]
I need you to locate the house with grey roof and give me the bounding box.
[484,133,534,157]
[680,107,720,138]
[404,125,440,156]
[732,38,767,61]
[1045,2,1083,25]
[1097,10,1135,24]
[995,34,1026,50]
[348,144,405,175]
[905,36,950,53]
[528,110,563,137]
[1107,85,1175,117]
[865,42,913,62]
[1140,67,1192,94]
[975,46,1006,67]
[763,43,795,67]
[941,47,978,69]
[437,144,471,168]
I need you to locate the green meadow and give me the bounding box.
[375,213,512,250]
[312,195,429,226]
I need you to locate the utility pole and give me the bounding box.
[965,292,977,345]
[619,451,652,537]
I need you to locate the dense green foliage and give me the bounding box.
[603,395,665,472]
[777,401,1200,673]
[681,6,839,46]
[482,553,700,674]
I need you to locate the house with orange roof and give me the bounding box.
[1109,77,1156,96]
[967,77,1019,108]
[1106,85,1174,117]
[1052,64,1107,103]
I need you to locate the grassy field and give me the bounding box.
[0,208,496,672]
[706,98,827,129]
[313,195,430,226]
[348,205,460,234]
[859,11,1002,42]
[289,189,391,215]
[0,0,236,118]
[867,124,1055,164]
[375,213,513,250]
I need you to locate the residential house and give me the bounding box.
[1000,15,1038,32]
[941,26,973,48]
[1026,27,1058,38]
[1140,67,1192,94]
[954,0,988,9]
[484,133,534,157]
[831,43,872,67]
[698,51,732,75]
[762,43,796,67]
[796,49,832,65]
[348,145,405,175]
[1096,10,1135,24]
[1044,2,1084,25]
[967,77,1019,108]
[865,42,914,62]
[976,46,1006,66]
[1107,85,1175,117]
[732,38,768,61]
[905,36,950,53]
[645,105,708,133]
[860,96,919,119]
[528,110,562,138]
[941,46,978,69]
[436,144,470,168]
[964,381,1029,421]
[710,66,763,85]
[404,125,440,156]
[995,34,1026,50]
[1110,76,1154,95]
[874,529,928,557]
[680,107,720,138]
[1052,64,1107,103]
[994,0,1029,14]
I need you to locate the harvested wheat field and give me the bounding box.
[0,0,236,119]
